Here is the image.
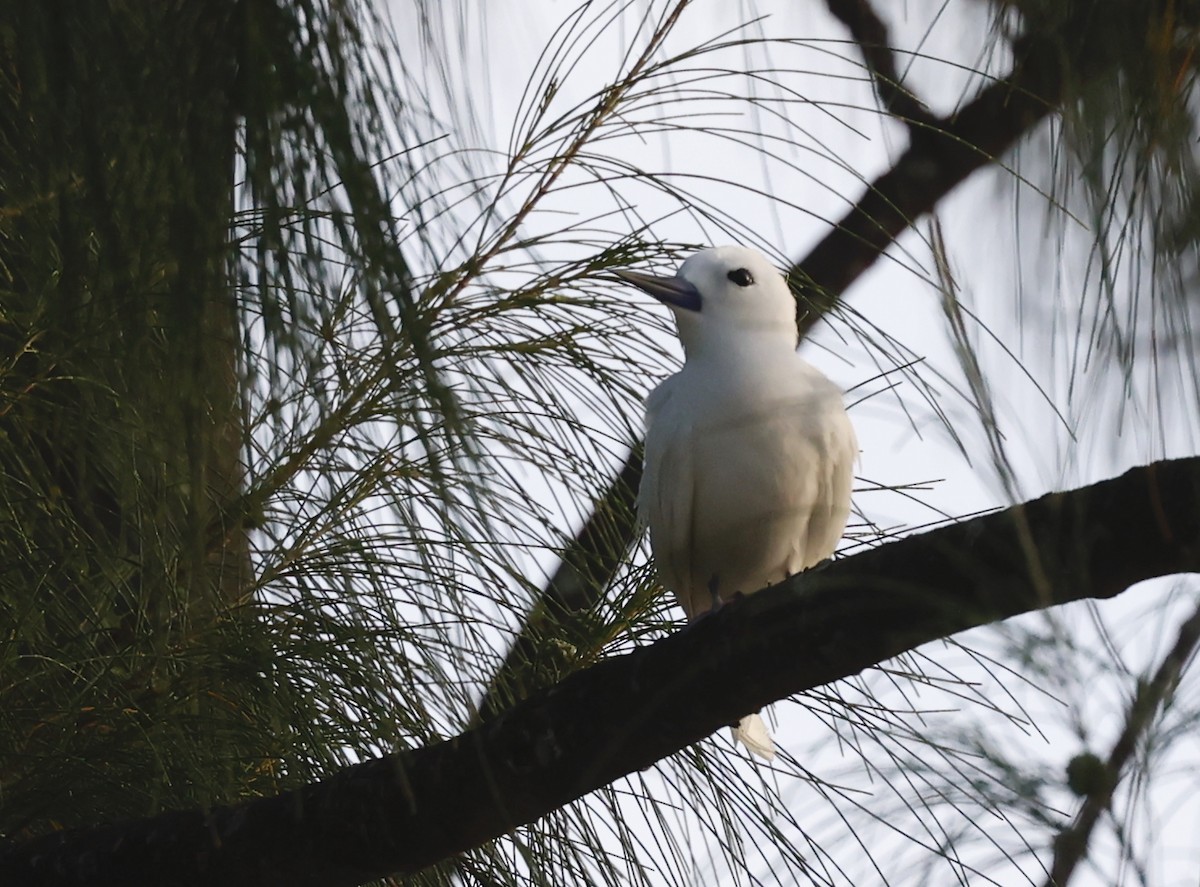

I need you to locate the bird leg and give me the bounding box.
[684,574,724,624]
[707,573,722,615]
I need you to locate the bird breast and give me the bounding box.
[643,355,855,619]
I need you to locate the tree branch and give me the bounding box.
[1043,601,1200,887]
[474,455,641,722]
[822,0,939,130]
[788,23,1067,320]
[4,457,1198,887]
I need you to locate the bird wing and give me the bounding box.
[802,401,858,567]
[640,379,698,617]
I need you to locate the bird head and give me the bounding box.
[615,245,799,359]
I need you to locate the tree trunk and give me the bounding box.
[0,0,253,833]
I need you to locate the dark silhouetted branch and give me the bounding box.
[788,24,1069,319]
[823,0,938,129]
[1043,601,1200,887]
[474,455,641,722]
[4,456,1198,887]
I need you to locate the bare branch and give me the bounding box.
[4,456,1198,887]
[822,0,938,129]
[790,25,1068,322]
[1043,602,1200,887]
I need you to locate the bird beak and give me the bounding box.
[613,269,702,313]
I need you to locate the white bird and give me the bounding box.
[616,245,857,760]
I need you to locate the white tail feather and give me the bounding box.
[732,712,776,760]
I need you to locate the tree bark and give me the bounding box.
[0,0,254,832]
[4,456,1198,887]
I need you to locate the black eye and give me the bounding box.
[727,268,754,287]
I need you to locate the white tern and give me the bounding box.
[616,245,857,760]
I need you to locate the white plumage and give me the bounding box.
[616,245,857,760]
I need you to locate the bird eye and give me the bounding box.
[727,268,754,287]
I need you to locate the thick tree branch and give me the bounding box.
[4,457,1199,887]
[479,17,1081,717]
